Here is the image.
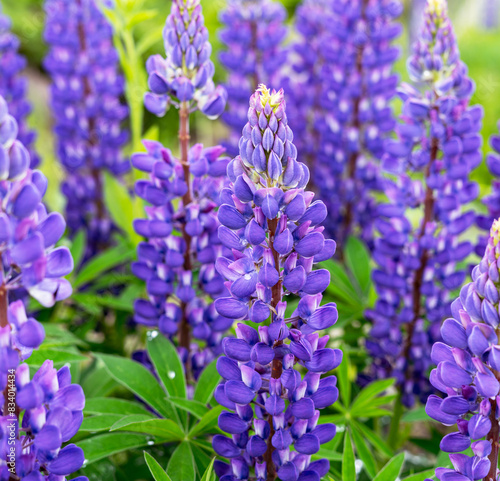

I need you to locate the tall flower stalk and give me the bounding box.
[477,123,500,257]
[0,4,38,167]
[218,0,287,156]
[0,95,86,480]
[425,219,500,481]
[288,0,402,249]
[367,0,482,419]
[212,86,341,481]
[132,0,228,379]
[44,0,129,261]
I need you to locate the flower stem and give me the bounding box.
[388,393,403,450]
[485,394,500,480]
[263,217,283,480]
[178,101,192,358]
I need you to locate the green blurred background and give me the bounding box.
[3,0,500,213]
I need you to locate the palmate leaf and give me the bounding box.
[401,469,436,481]
[200,458,217,481]
[147,334,187,399]
[352,420,394,458]
[97,353,175,419]
[80,414,125,432]
[77,432,155,464]
[336,348,351,407]
[84,397,151,417]
[188,405,224,439]
[350,378,395,412]
[167,441,196,481]
[168,397,209,419]
[144,452,173,481]
[110,415,185,441]
[344,236,373,297]
[372,453,405,481]
[73,243,135,288]
[342,432,356,481]
[351,427,377,478]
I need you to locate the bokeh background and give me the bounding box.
[4,0,500,213]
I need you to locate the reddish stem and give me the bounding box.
[263,218,283,480]
[178,102,193,357]
[486,397,500,481]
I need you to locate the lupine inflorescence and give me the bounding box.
[212,86,341,481]
[367,0,482,407]
[477,124,500,257]
[425,219,500,481]
[44,0,129,260]
[144,0,227,119]
[289,0,402,248]
[0,4,38,168]
[133,0,229,380]
[0,96,86,480]
[218,0,287,156]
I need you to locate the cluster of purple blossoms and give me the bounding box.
[477,124,500,257]
[133,0,229,379]
[424,219,500,481]
[0,96,86,480]
[0,4,38,168]
[289,0,402,247]
[132,143,233,377]
[144,0,227,119]
[212,86,341,481]
[44,0,129,260]
[367,0,482,408]
[218,0,287,157]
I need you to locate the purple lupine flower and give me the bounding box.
[218,0,287,156]
[144,0,227,119]
[44,0,129,260]
[287,0,402,248]
[367,0,482,408]
[424,219,500,481]
[133,0,229,380]
[0,96,86,480]
[0,5,39,167]
[477,123,500,257]
[212,86,341,480]
[132,142,233,379]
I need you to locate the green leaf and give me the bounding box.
[188,405,223,439]
[28,348,87,367]
[169,397,209,419]
[373,453,405,481]
[351,426,377,478]
[80,363,118,398]
[110,415,185,441]
[70,230,86,271]
[97,353,174,419]
[351,378,395,412]
[103,171,143,247]
[352,420,393,458]
[342,432,356,481]
[345,236,372,296]
[401,469,436,481]
[337,348,351,407]
[77,433,154,464]
[167,441,196,481]
[144,452,173,481]
[126,9,157,28]
[74,244,135,288]
[200,457,216,481]
[42,324,87,348]
[84,397,151,417]
[194,359,221,405]
[147,334,187,399]
[322,260,360,305]
[80,414,125,432]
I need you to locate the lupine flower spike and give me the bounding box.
[477,123,500,257]
[0,3,39,167]
[0,96,86,480]
[425,219,500,481]
[288,0,402,248]
[44,0,129,260]
[212,86,341,481]
[367,0,482,407]
[218,0,287,156]
[133,0,229,379]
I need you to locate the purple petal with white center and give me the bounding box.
[294,433,320,455]
[47,444,85,475]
